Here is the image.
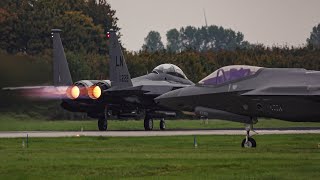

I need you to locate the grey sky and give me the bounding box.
[108,0,320,51]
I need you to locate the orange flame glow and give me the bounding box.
[67,86,80,99]
[88,86,101,99]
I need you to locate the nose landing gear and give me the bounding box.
[241,119,257,148]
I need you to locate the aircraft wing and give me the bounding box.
[105,86,148,96]
[194,106,252,123]
[241,85,320,96]
[105,83,186,97]
[142,85,181,95]
[136,81,190,96]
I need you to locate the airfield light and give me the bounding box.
[88,85,102,99]
[106,32,110,39]
[67,86,80,99]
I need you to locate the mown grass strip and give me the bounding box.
[0,135,319,179]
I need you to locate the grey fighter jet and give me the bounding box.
[4,29,194,131]
[155,65,320,147]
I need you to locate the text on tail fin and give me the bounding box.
[108,31,133,89]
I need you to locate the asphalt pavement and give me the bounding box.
[0,129,320,138]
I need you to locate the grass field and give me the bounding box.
[0,135,319,179]
[0,115,320,131]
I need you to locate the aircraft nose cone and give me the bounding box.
[155,89,182,110]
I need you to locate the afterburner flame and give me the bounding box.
[67,86,80,99]
[19,86,69,100]
[88,85,101,99]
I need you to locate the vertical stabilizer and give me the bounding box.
[108,31,133,89]
[52,29,73,86]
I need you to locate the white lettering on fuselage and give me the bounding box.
[270,104,283,112]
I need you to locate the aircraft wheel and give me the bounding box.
[241,137,256,148]
[144,116,153,131]
[98,118,108,131]
[160,119,166,130]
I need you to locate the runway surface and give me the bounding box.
[1,129,320,138]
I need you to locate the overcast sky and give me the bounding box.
[108,0,320,51]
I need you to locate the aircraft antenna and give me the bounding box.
[203,8,208,27]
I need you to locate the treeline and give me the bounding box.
[142,25,249,53]
[1,0,320,83]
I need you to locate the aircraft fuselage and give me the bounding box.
[156,67,320,122]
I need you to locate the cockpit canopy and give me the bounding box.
[198,65,262,85]
[152,64,188,79]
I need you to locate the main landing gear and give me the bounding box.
[144,115,166,131]
[160,118,166,130]
[98,117,108,131]
[241,119,258,148]
[144,115,153,131]
[98,107,108,131]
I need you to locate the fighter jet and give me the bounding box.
[155,65,320,147]
[4,29,194,131]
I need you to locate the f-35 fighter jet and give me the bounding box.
[156,65,320,147]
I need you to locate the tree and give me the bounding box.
[166,28,181,52]
[0,7,19,53]
[54,11,105,54]
[0,0,119,55]
[142,31,164,53]
[84,0,120,33]
[307,23,320,49]
[180,26,198,51]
